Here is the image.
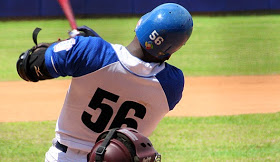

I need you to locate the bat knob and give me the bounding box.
[69,29,80,38]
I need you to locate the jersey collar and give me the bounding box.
[112,44,165,78]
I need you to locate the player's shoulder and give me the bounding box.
[155,63,184,110]
[159,62,184,90]
[157,63,184,81]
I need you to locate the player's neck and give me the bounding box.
[126,36,163,63]
[126,36,145,59]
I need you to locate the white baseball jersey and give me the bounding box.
[45,36,184,152]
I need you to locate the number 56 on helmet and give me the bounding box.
[135,3,193,61]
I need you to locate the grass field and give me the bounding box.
[0,113,279,161]
[1,15,280,161]
[1,15,280,80]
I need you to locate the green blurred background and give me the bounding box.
[0,15,279,161]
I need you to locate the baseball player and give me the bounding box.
[16,3,193,162]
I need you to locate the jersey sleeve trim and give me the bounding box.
[45,43,60,78]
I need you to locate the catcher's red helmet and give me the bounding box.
[88,128,161,162]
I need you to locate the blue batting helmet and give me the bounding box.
[135,3,193,61]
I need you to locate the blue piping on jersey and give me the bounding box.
[117,59,164,78]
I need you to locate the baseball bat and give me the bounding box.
[57,0,77,30]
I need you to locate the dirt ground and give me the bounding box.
[0,75,280,122]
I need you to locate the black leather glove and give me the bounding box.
[77,25,101,38]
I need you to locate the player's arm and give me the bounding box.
[16,26,101,82]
